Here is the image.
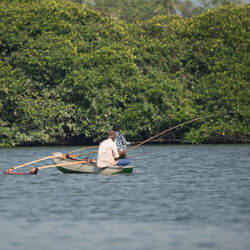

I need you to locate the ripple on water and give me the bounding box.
[0,144,250,250]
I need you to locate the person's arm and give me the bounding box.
[120,133,131,146]
[118,150,127,156]
[112,142,120,159]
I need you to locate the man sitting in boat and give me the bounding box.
[97,130,131,168]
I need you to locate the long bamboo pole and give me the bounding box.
[68,145,98,154]
[76,150,98,157]
[11,155,64,170]
[128,111,237,152]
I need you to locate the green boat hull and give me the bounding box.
[56,165,133,174]
[52,152,133,174]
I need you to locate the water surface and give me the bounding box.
[0,145,249,250]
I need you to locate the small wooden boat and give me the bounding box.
[52,152,133,174]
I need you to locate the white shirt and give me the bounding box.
[97,138,119,168]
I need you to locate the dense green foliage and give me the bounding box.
[0,0,249,146]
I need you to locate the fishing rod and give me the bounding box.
[128,111,237,152]
[128,151,157,159]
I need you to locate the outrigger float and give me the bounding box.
[3,167,38,175]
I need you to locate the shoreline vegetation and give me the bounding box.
[0,0,249,147]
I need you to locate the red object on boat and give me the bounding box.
[3,167,38,175]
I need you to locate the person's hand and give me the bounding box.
[119,150,127,155]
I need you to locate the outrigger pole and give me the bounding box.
[4,147,98,175]
[3,160,89,175]
[128,111,237,152]
[5,155,61,172]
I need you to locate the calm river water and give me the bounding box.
[0,144,249,250]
